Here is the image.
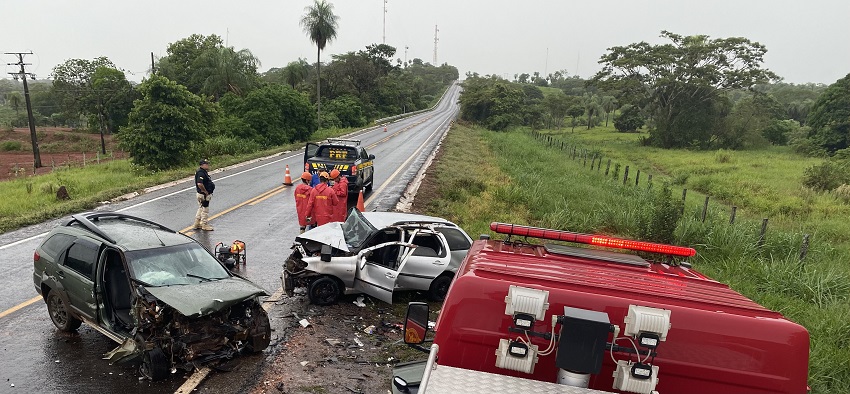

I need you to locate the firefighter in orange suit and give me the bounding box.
[330,169,349,222]
[306,172,338,227]
[295,172,314,233]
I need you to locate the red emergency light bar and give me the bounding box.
[490,222,697,257]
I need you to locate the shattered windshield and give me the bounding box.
[125,243,230,286]
[341,210,376,248]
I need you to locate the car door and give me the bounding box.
[353,241,414,303]
[304,143,320,170]
[397,230,451,291]
[60,238,100,320]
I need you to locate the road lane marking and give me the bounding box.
[178,185,288,234]
[175,286,285,394]
[0,295,41,319]
[248,187,288,206]
[365,112,456,207]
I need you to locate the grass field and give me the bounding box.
[0,125,360,233]
[418,122,850,393]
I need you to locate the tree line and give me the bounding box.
[459,30,843,158]
[0,1,458,170]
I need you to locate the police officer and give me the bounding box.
[194,159,215,231]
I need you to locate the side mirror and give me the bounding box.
[320,245,332,262]
[403,302,429,345]
[369,154,376,160]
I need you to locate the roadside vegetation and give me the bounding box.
[417,122,849,393]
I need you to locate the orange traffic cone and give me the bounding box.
[383,125,388,132]
[356,190,366,212]
[283,165,293,186]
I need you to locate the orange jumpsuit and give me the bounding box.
[331,177,349,222]
[306,183,338,226]
[294,183,314,227]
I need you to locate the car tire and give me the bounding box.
[46,291,82,332]
[427,275,453,302]
[365,175,373,193]
[308,276,342,306]
[245,305,271,353]
[140,347,170,381]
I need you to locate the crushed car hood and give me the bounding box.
[145,277,269,317]
[297,221,350,252]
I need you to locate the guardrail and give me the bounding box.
[372,80,457,125]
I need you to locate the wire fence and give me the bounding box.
[529,130,812,262]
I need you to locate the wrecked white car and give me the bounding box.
[33,213,271,381]
[282,210,472,305]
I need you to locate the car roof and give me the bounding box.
[63,212,191,251]
[362,212,456,229]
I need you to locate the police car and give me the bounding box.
[304,139,375,194]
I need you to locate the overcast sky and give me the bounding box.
[2,0,848,85]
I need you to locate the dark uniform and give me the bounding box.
[194,160,216,230]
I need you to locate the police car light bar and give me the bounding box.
[489,223,696,257]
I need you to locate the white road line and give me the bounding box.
[0,119,415,251]
[365,110,457,206]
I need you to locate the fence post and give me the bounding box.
[757,218,769,248]
[635,170,641,186]
[613,163,620,179]
[605,159,611,176]
[647,174,652,189]
[798,234,810,263]
[623,166,630,185]
[598,155,603,172]
[583,151,587,167]
[729,206,737,224]
[701,196,710,222]
[590,155,595,170]
[83,153,86,167]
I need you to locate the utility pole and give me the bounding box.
[544,47,549,77]
[382,0,387,44]
[150,52,156,75]
[6,51,42,168]
[433,25,439,65]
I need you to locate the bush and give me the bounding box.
[637,183,683,244]
[834,184,850,203]
[802,159,850,191]
[671,170,690,186]
[0,140,22,151]
[714,149,734,164]
[613,104,644,132]
[762,119,797,145]
[188,136,262,159]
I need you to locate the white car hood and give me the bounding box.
[297,222,350,252]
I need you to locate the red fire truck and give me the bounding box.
[392,223,809,394]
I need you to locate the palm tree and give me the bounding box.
[301,0,339,129]
[197,47,261,99]
[282,59,309,89]
[7,92,23,117]
[600,95,618,127]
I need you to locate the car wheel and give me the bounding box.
[365,175,373,192]
[308,276,342,306]
[245,306,271,353]
[46,291,82,332]
[427,275,453,302]
[140,347,170,381]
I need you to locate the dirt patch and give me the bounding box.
[248,293,429,394]
[0,127,124,181]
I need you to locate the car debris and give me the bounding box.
[353,296,366,307]
[299,319,311,328]
[363,325,376,334]
[283,210,473,305]
[33,212,271,381]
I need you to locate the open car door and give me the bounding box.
[353,241,415,303]
[304,143,320,167]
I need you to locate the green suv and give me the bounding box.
[33,212,271,380]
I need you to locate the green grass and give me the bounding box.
[0,126,361,233]
[420,123,850,394]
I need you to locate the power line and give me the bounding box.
[5,51,43,167]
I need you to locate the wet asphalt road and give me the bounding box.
[0,83,460,393]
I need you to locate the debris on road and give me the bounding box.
[353,338,364,347]
[352,296,366,307]
[299,319,311,328]
[363,325,376,334]
[326,338,342,346]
